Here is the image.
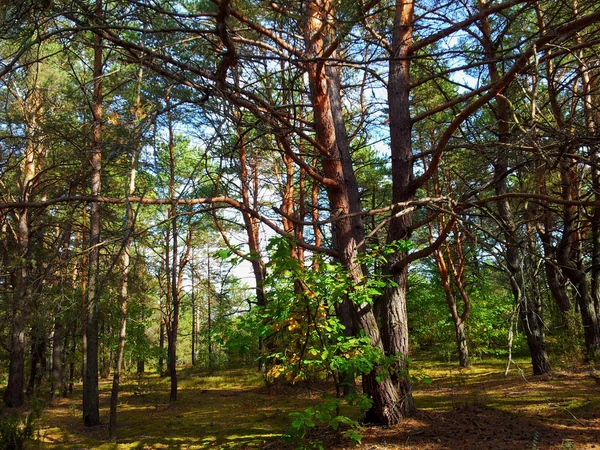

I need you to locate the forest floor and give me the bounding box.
[6,358,600,449]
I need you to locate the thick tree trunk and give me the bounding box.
[379,273,415,416]
[381,0,417,417]
[3,53,40,408]
[83,0,103,426]
[4,213,31,407]
[303,0,404,425]
[4,312,27,407]
[455,321,469,368]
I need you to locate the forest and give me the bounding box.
[1,0,600,448]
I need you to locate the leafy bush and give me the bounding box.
[285,394,371,448]
[0,408,39,450]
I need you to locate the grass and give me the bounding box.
[35,367,321,449]
[3,357,599,449]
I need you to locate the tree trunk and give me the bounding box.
[166,92,179,402]
[83,0,103,426]
[52,316,65,398]
[456,321,469,368]
[67,329,76,396]
[579,47,600,360]
[303,0,404,425]
[233,103,268,372]
[191,259,197,366]
[158,320,165,376]
[3,47,41,408]
[479,1,550,375]
[4,313,27,407]
[207,249,213,372]
[26,326,46,397]
[109,69,141,438]
[434,245,470,368]
[381,0,417,416]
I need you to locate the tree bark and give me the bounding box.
[83,0,103,426]
[381,0,417,416]
[303,0,404,425]
[3,56,42,408]
[26,326,46,397]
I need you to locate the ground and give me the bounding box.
[3,358,600,449]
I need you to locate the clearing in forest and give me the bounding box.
[15,359,600,449]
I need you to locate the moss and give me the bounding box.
[31,359,600,448]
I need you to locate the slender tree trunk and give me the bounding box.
[52,213,75,399]
[433,246,470,368]
[26,327,46,397]
[234,110,268,371]
[83,0,103,426]
[100,319,112,379]
[81,208,88,384]
[68,329,76,395]
[166,92,180,402]
[158,320,165,376]
[109,68,142,440]
[456,321,469,368]
[52,316,65,398]
[207,247,213,372]
[479,0,550,375]
[191,256,197,366]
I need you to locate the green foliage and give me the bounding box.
[227,237,421,447]
[285,394,369,448]
[531,430,540,450]
[254,237,410,385]
[0,406,40,450]
[407,266,525,361]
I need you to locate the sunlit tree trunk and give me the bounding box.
[304,0,404,425]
